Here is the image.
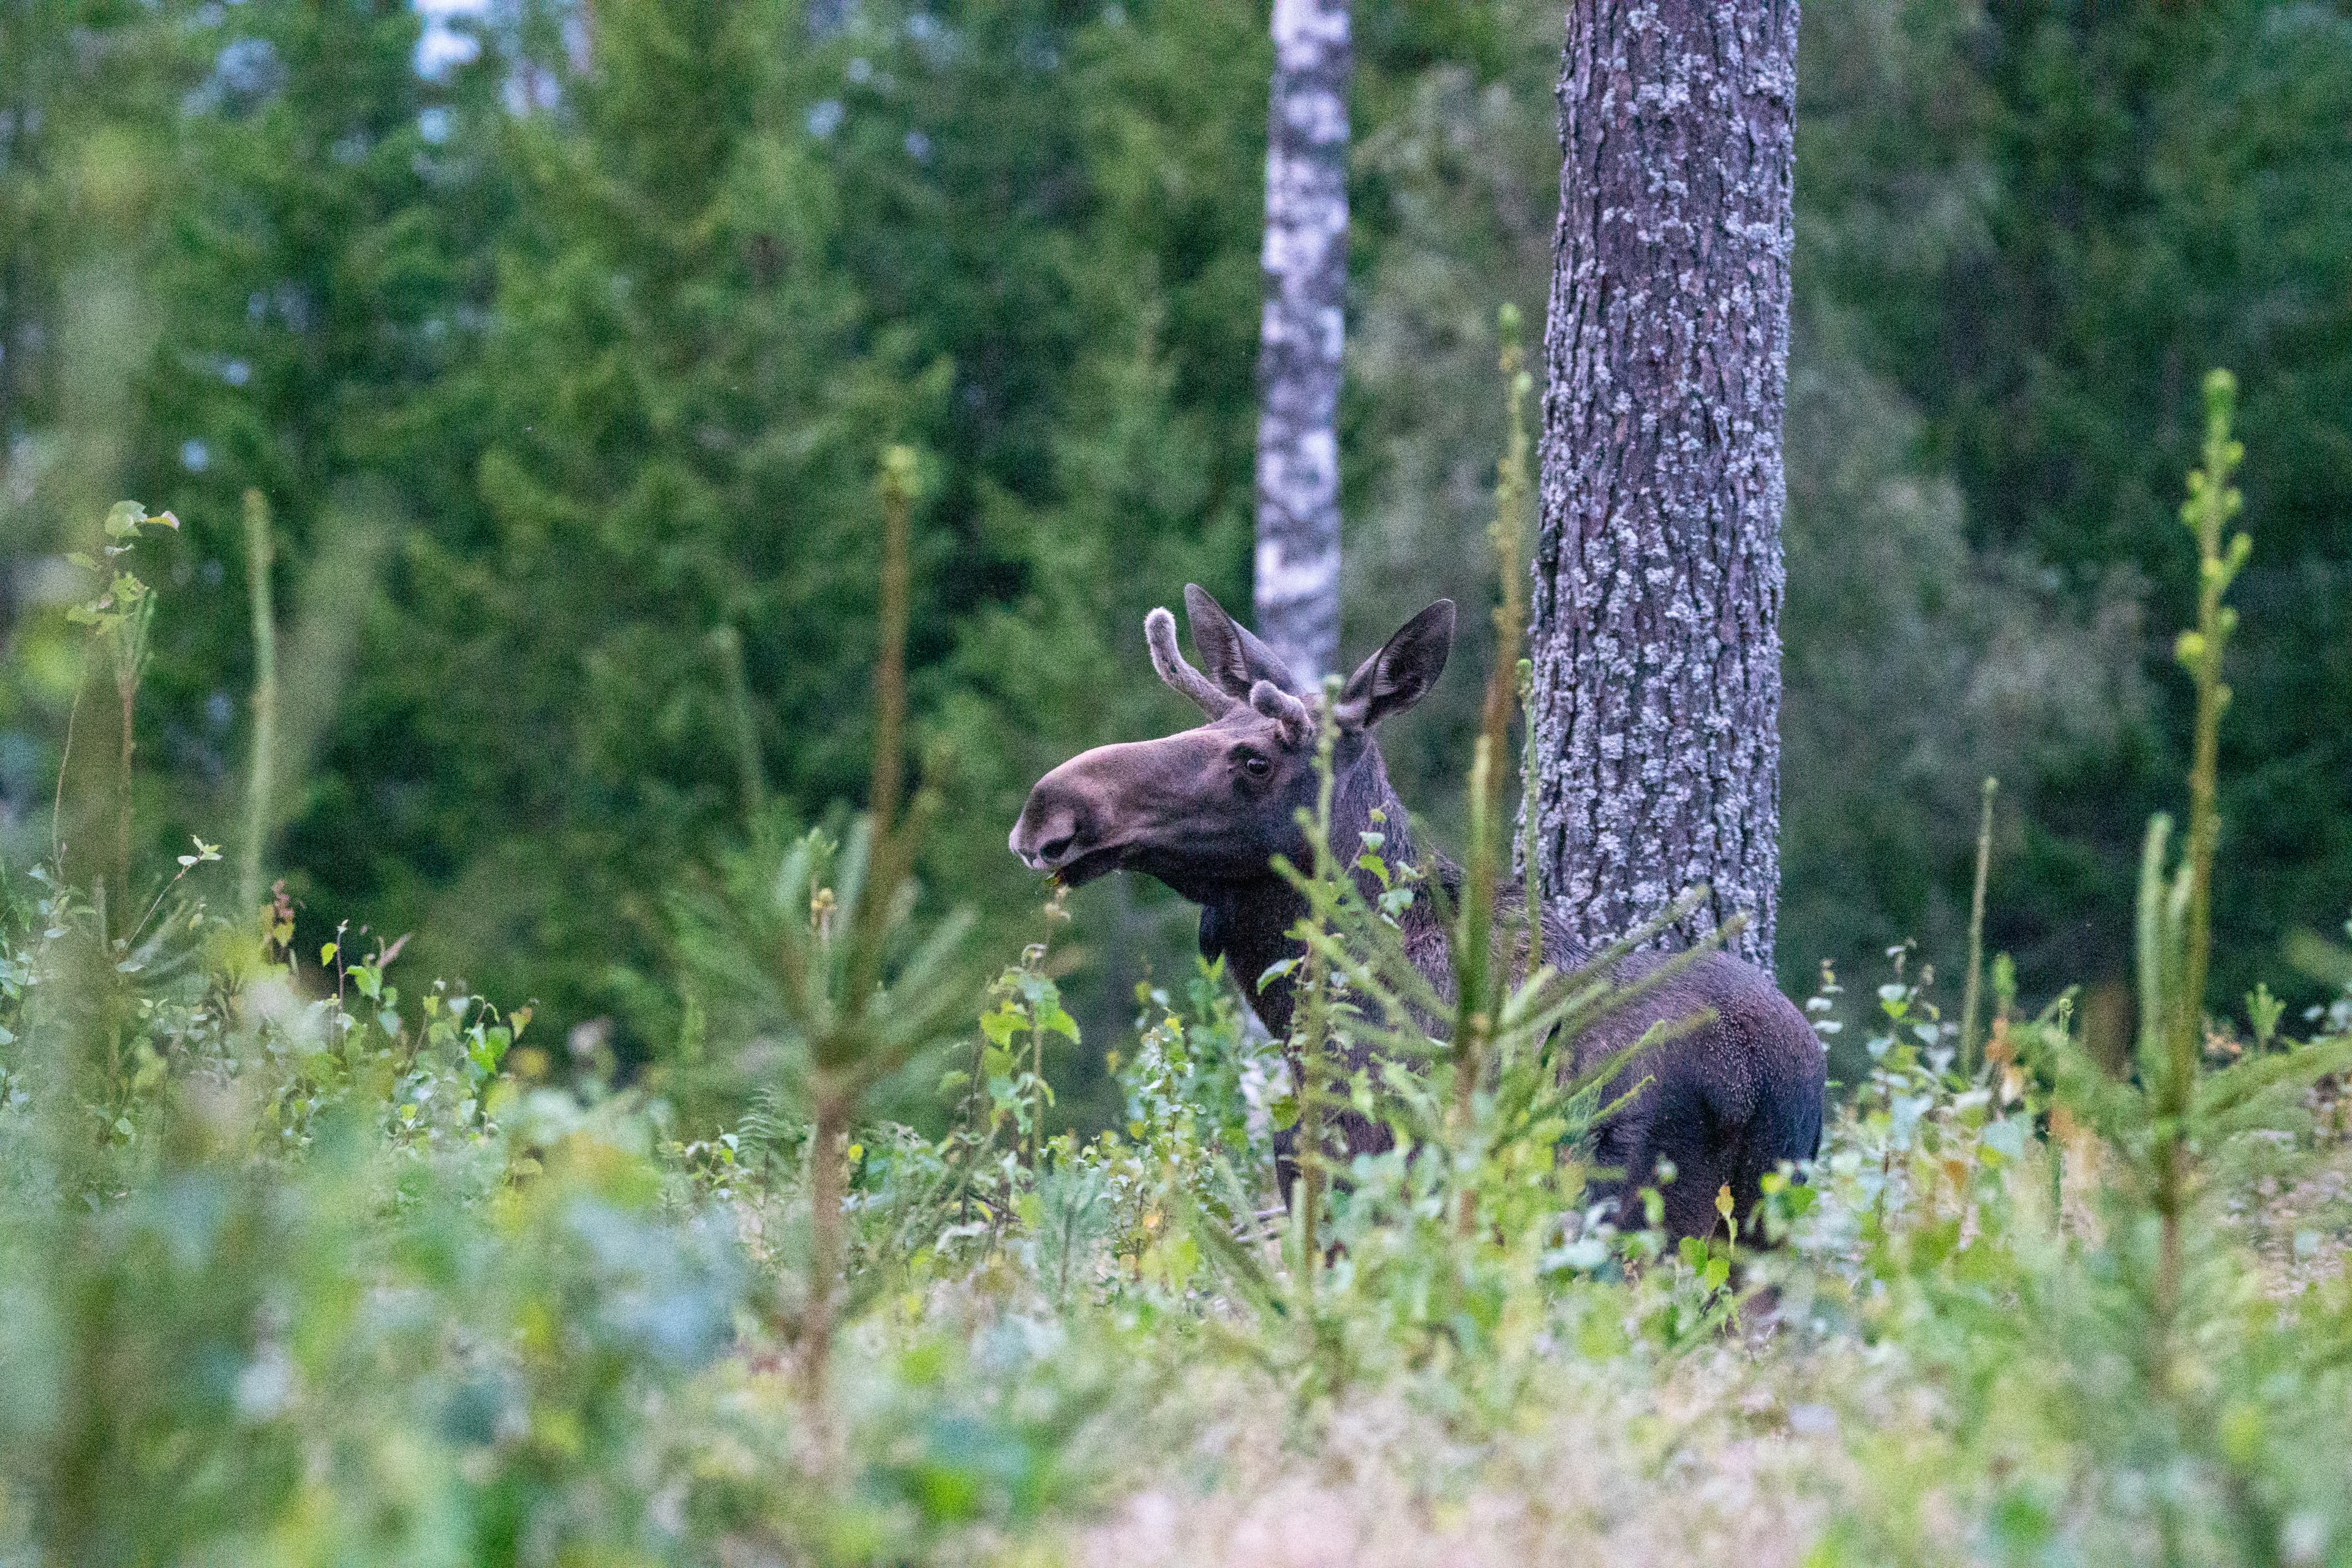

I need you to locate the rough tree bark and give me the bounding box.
[1251,0,1351,685]
[1527,1,1798,970]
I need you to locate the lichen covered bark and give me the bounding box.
[1528,0,1797,968]
[1252,0,1351,685]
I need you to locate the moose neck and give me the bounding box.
[1195,738,1427,1037]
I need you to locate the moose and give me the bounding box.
[1009,586,1825,1242]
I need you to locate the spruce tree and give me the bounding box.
[400,0,921,1021]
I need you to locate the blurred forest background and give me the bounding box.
[2,0,2347,1125]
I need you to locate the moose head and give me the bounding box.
[1008,586,1455,908]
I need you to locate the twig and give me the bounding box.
[1959,775,1997,1074]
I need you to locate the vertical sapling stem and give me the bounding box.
[1292,682,1344,1275]
[711,624,766,826]
[2148,369,2248,1340]
[1959,775,1997,1074]
[1451,306,1536,1235]
[805,443,929,1406]
[239,489,279,917]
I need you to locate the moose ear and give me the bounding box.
[1183,583,1305,698]
[1335,600,1455,729]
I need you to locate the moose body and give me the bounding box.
[1011,587,1825,1242]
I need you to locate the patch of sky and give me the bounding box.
[185,36,284,116]
[1015,29,1058,71]
[414,0,485,80]
[906,12,957,66]
[503,62,560,116]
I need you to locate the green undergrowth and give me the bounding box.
[2,375,2351,1567]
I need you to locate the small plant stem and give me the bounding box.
[2150,370,2245,1343]
[2174,372,2242,1090]
[1451,307,1535,1237]
[50,681,81,873]
[804,1077,850,1401]
[1518,657,1542,981]
[870,448,916,847]
[1959,775,1997,1074]
[1295,935,1329,1278]
[239,489,279,916]
[112,658,135,934]
[1453,731,1498,1236]
[804,447,929,1420]
[1295,971,1329,1278]
[1027,981,1047,1170]
[128,863,195,949]
[1295,687,1343,1274]
[1495,306,1537,977]
[843,448,921,1013]
[711,625,766,826]
[843,446,921,1009]
[2137,813,2187,1337]
[1030,888,1066,1169]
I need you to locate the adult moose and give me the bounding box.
[1009,586,1823,1241]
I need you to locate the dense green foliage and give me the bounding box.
[1792,0,2352,1018]
[2,375,2350,1561]
[5,0,2350,1103]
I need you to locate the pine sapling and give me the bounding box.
[1450,309,1536,1234]
[671,448,975,1411]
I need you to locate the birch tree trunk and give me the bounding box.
[1251,0,1351,685]
[1527,1,1798,970]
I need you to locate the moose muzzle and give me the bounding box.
[1008,736,1183,883]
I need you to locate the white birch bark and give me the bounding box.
[1251,0,1351,685]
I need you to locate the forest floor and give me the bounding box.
[2230,1079,2352,1300]
[1057,1079,2352,1568]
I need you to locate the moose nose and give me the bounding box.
[1008,794,1086,871]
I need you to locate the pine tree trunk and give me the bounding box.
[1527,1,1798,970]
[1251,0,1351,685]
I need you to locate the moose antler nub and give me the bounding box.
[1145,606,1234,717]
[1249,679,1313,744]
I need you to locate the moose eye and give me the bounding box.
[1237,753,1273,780]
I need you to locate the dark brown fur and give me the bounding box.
[1011,587,1825,1241]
